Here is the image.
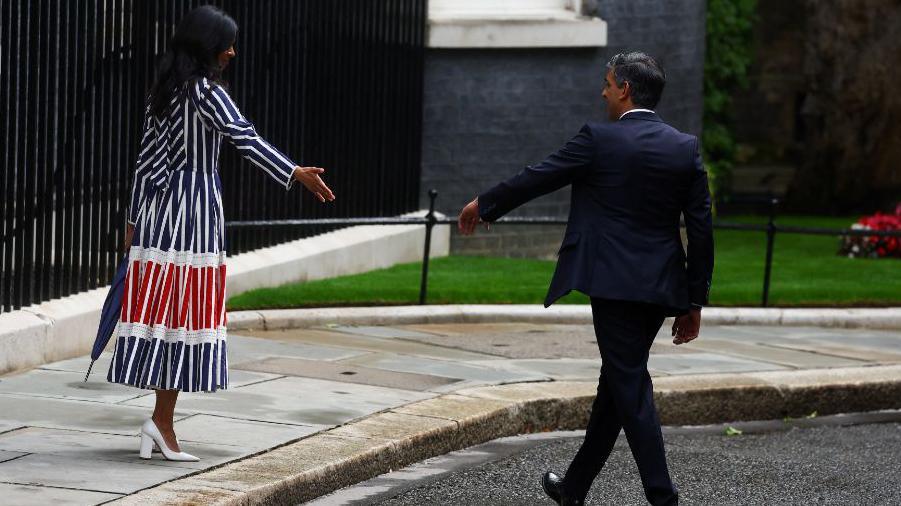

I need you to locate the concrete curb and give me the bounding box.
[112,364,901,505]
[228,305,901,332]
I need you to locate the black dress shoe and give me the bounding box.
[541,471,584,505]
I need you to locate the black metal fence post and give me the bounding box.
[761,197,780,307]
[419,189,438,305]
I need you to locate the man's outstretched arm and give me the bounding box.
[459,124,595,235]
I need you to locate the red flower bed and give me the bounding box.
[839,204,901,259]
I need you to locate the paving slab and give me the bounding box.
[0,368,147,404]
[174,414,324,450]
[804,333,901,353]
[394,325,600,360]
[762,340,901,363]
[0,449,26,462]
[714,325,901,346]
[0,452,192,494]
[34,350,283,389]
[234,356,461,391]
[39,352,113,375]
[121,376,434,426]
[325,325,445,340]
[648,341,696,355]
[0,421,25,434]
[0,394,192,435]
[227,333,367,363]
[689,339,867,369]
[721,327,901,354]
[0,394,160,434]
[391,394,513,423]
[648,352,789,375]
[243,328,500,361]
[399,323,588,337]
[468,358,602,380]
[0,483,121,506]
[746,364,901,388]
[652,372,769,391]
[224,368,287,388]
[339,353,546,384]
[329,411,457,443]
[454,381,596,403]
[0,426,244,470]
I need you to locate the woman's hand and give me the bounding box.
[292,167,335,202]
[122,224,135,254]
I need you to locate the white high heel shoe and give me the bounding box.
[139,419,199,462]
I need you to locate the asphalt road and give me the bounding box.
[308,412,901,506]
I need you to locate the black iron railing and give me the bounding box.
[226,191,901,307]
[0,0,426,312]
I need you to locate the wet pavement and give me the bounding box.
[1,321,900,504]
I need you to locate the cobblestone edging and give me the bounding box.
[113,365,901,505]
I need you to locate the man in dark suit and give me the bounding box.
[458,52,714,506]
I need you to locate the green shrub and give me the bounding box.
[703,0,757,198]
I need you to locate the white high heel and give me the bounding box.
[139,419,199,462]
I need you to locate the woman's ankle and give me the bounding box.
[151,414,174,430]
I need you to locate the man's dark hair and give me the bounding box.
[606,52,666,109]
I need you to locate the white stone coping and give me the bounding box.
[428,0,607,48]
[0,211,449,375]
[229,305,901,332]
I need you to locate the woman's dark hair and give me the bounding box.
[149,5,238,117]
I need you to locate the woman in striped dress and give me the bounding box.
[108,5,335,462]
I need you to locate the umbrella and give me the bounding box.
[84,255,129,381]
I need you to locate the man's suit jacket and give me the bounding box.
[478,111,714,316]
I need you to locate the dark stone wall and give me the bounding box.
[728,0,901,212]
[730,0,807,165]
[420,0,707,256]
[787,0,901,212]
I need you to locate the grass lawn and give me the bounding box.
[226,215,901,310]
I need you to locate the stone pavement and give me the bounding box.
[1,320,900,504]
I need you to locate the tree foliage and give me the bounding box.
[703,0,757,198]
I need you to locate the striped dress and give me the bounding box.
[107,77,297,392]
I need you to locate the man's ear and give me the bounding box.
[620,81,631,101]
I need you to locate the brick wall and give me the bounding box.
[421,0,706,257]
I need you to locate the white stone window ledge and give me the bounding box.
[428,11,607,49]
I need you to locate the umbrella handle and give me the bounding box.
[84,360,95,382]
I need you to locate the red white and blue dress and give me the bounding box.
[108,78,297,392]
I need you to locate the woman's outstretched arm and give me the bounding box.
[189,78,300,190]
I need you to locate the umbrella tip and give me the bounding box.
[84,360,95,382]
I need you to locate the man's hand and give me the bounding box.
[671,308,701,345]
[457,198,489,235]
